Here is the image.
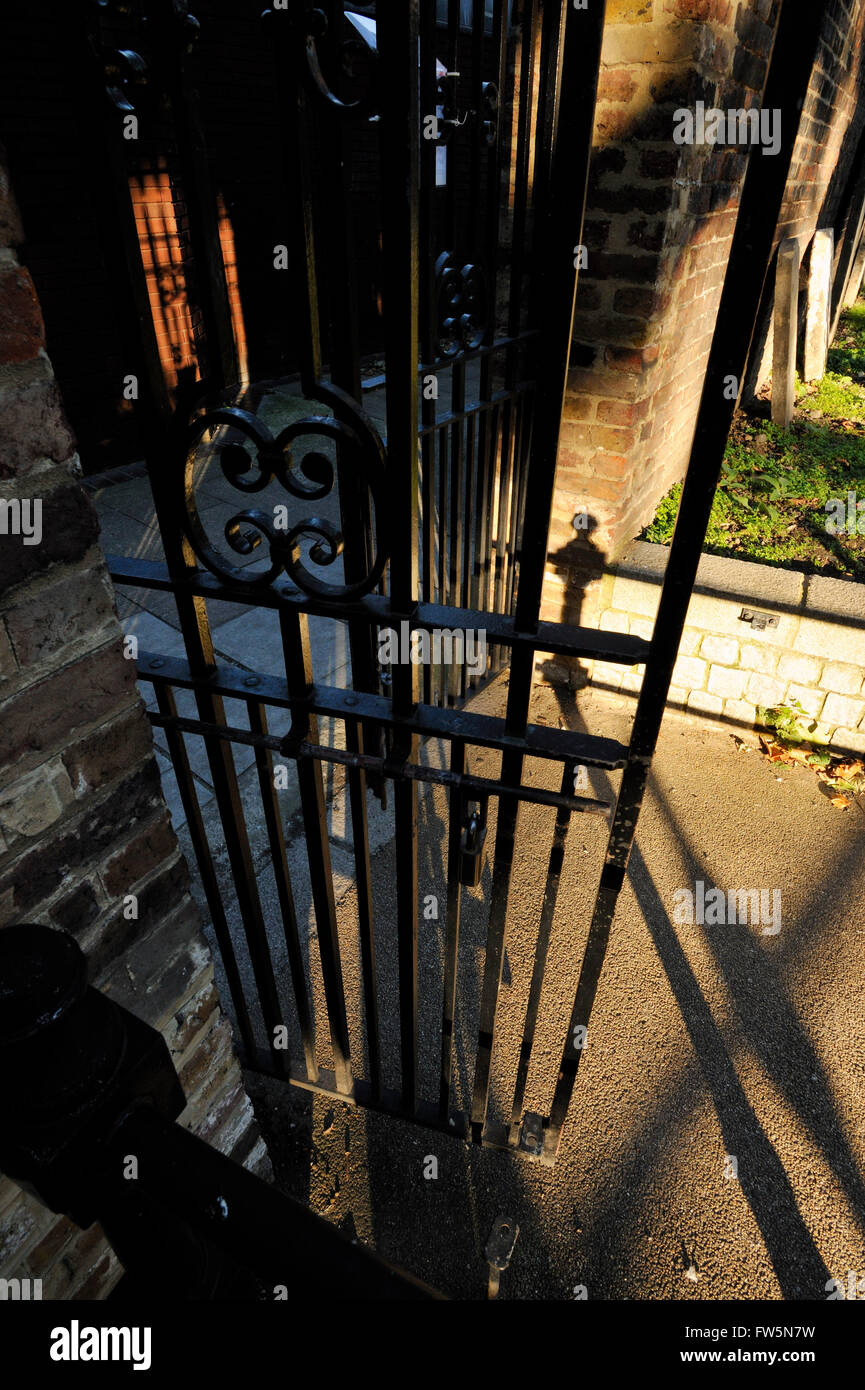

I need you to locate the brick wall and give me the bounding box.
[0,148,269,1300]
[543,0,865,680]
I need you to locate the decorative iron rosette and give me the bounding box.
[435,252,489,358]
[183,384,388,601]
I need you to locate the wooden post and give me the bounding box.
[803,228,834,382]
[843,232,865,308]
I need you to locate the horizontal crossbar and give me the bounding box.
[146,702,613,816]
[137,649,631,770]
[240,1047,556,1166]
[108,556,652,667]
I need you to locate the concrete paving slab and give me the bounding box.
[90,476,158,525]
[213,606,353,687]
[97,508,165,565]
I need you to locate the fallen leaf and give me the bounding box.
[830,758,865,781]
[759,737,792,763]
[785,746,813,764]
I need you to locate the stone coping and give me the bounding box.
[612,540,865,630]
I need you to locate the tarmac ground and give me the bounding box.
[241,675,865,1302]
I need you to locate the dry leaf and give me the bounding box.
[785,746,812,764]
[830,759,865,781]
[760,738,791,763]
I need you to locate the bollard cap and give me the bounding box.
[0,925,87,1046]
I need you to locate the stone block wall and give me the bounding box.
[0,148,269,1300]
[587,540,865,755]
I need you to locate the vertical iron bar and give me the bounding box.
[437,423,450,704]
[153,683,256,1057]
[378,1,421,1114]
[151,0,237,393]
[547,0,826,1151]
[445,0,462,252]
[247,699,318,1082]
[279,608,353,1093]
[420,0,438,709]
[472,0,507,646]
[269,7,357,1093]
[470,0,605,1142]
[509,761,573,1132]
[438,739,466,1121]
[448,365,466,703]
[344,715,382,1100]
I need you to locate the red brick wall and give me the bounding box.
[542,0,865,672]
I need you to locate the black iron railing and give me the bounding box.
[69,0,831,1169]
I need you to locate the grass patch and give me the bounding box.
[641,298,865,578]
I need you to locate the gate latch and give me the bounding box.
[739,607,779,632]
[485,1214,519,1300]
[459,797,488,888]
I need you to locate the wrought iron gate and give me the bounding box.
[85,0,826,1164]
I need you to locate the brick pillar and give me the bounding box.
[542,0,865,685]
[0,145,270,1300]
[539,0,778,685]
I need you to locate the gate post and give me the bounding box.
[803,229,834,383]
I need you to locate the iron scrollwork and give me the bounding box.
[296,7,379,118]
[90,1,202,112]
[99,47,148,114]
[435,252,489,358]
[183,384,388,601]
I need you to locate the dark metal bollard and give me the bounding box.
[0,925,440,1300]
